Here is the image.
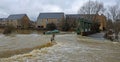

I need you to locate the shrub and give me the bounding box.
[3,25,15,34]
[46,23,57,30]
[62,22,70,31]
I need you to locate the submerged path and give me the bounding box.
[0,34,120,62]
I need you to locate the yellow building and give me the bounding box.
[66,14,106,31]
[7,14,30,28]
[79,14,106,31]
[0,18,8,27]
[88,14,106,30]
[36,12,64,29]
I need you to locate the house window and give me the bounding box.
[38,26,43,28]
[41,26,43,28]
[17,26,21,28]
[46,19,48,24]
[38,26,40,28]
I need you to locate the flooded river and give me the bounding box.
[0,28,45,34]
[0,33,52,58]
[0,34,120,62]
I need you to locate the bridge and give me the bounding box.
[76,18,100,36]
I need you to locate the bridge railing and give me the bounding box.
[76,18,100,36]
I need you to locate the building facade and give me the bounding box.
[66,14,80,30]
[36,12,64,29]
[0,18,8,27]
[66,14,106,31]
[7,14,30,28]
[95,14,106,30]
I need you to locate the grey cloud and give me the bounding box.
[0,0,117,21]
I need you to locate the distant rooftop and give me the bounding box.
[66,14,81,18]
[0,18,7,21]
[7,14,27,20]
[66,14,101,19]
[37,12,64,20]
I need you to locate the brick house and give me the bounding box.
[66,14,80,30]
[0,18,8,27]
[7,14,30,28]
[36,12,64,29]
[29,21,36,28]
[95,14,106,30]
[66,14,106,31]
[82,14,107,30]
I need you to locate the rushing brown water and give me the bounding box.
[0,33,52,58]
[0,34,120,62]
[0,28,46,34]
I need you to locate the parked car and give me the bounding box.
[45,30,59,34]
[52,30,59,33]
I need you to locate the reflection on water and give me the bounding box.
[0,28,46,34]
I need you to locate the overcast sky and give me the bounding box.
[0,0,118,21]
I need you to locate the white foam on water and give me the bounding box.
[0,34,120,62]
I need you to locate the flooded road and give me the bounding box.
[0,34,120,62]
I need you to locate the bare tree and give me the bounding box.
[107,3,120,41]
[108,5,120,21]
[114,20,120,41]
[77,0,105,32]
[78,0,105,22]
[106,19,114,30]
[78,1,105,15]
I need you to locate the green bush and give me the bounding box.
[46,23,57,30]
[3,25,15,34]
[62,22,70,31]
